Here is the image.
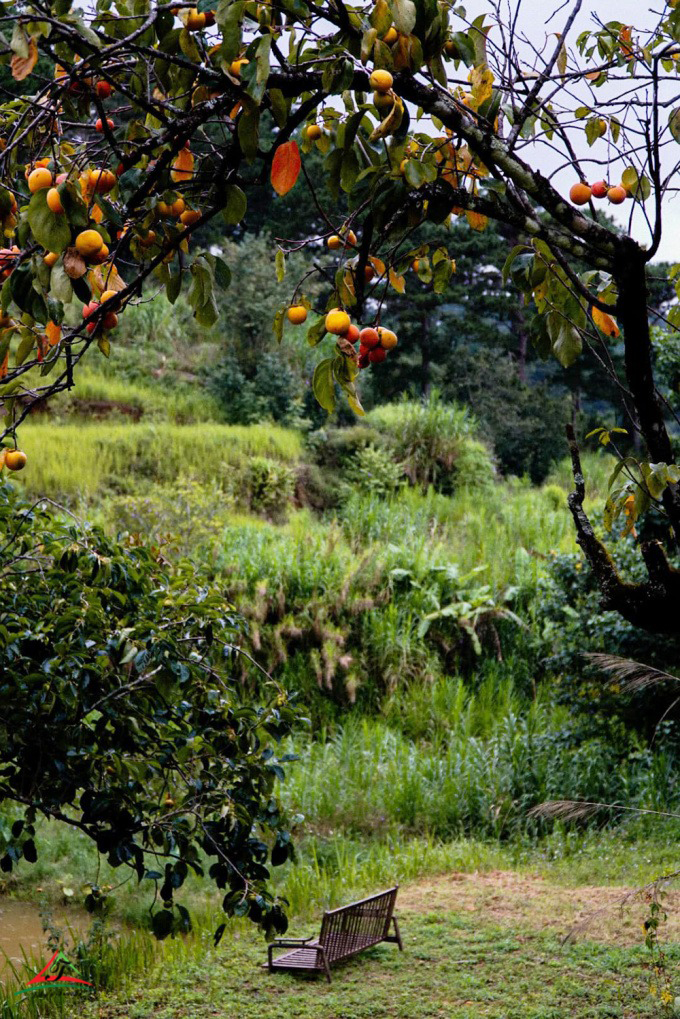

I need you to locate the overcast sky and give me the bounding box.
[464,0,680,263]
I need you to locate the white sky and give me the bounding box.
[464,0,680,262]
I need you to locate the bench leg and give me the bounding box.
[317,947,332,983]
[390,916,403,951]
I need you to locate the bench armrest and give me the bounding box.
[269,937,314,947]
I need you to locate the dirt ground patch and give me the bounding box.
[399,869,680,945]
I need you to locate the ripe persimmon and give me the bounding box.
[4,449,27,471]
[607,185,627,204]
[46,188,64,214]
[90,168,116,194]
[346,323,360,344]
[180,208,201,226]
[28,167,53,193]
[305,124,323,141]
[368,347,387,363]
[591,180,608,198]
[370,69,393,93]
[569,182,591,205]
[170,147,194,183]
[287,305,308,324]
[75,229,104,258]
[95,117,114,133]
[378,327,398,349]
[95,80,112,99]
[186,8,206,29]
[359,327,380,348]
[325,308,351,334]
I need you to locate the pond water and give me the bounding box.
[0,900,89,984]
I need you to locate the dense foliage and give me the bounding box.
[0,480,300,939]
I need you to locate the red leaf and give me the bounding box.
[271,141,301,197]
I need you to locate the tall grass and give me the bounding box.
[281,683,675,840]
[13,422,303,499]
[49,368,226,424]
[366,393,495,490]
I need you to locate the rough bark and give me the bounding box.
[614,243,680,537]
[566,425,680,635]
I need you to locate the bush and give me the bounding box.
[366,391,495,493]
[533,522,680,739]
[210,352,307,427]
[244,457,296,518]
[306,425,391,471]
[343,444,404,496]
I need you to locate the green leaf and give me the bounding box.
[237,104,260,161]
[269,89,288,129]
[188,257,219,326]
[50,263,73,303]
[27,190,71,254]
[552,322,582,368]
[242,34,271,103]
[501,244,530,285]
[340,149,360,193]
[166,271,181,304]
[306,316,326,347]
[669,108,680,143]
[321,57,354,95]
[392,0,416,35]
[275,249,285,283]
[313,357,336,412]
[14,329,34,367]
[222,184,247,226]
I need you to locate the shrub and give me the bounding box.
[244,457,296,518]
[343,444,405,496]
[210,352,307,427]
[366,391,495,493]
[533,522,680,739]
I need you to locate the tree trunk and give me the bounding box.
[615,244,680,537]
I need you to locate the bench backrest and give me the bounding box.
[318,887,398,964]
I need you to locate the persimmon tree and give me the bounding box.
[0,483,299,940]
[0,0,679,635]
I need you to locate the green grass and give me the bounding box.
[69,910,671,1019]
[12,422,303,500]
[49,368,226,424]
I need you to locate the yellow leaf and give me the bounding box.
[466,209,488,232]
[468,65,494,106]
[388,267,406,294]
[11,38,38,82]
[368,255,386,276]
[592,306,620,337]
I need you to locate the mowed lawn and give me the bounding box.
[80,872,678,1019]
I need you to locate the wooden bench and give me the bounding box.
[266,886,403,982]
